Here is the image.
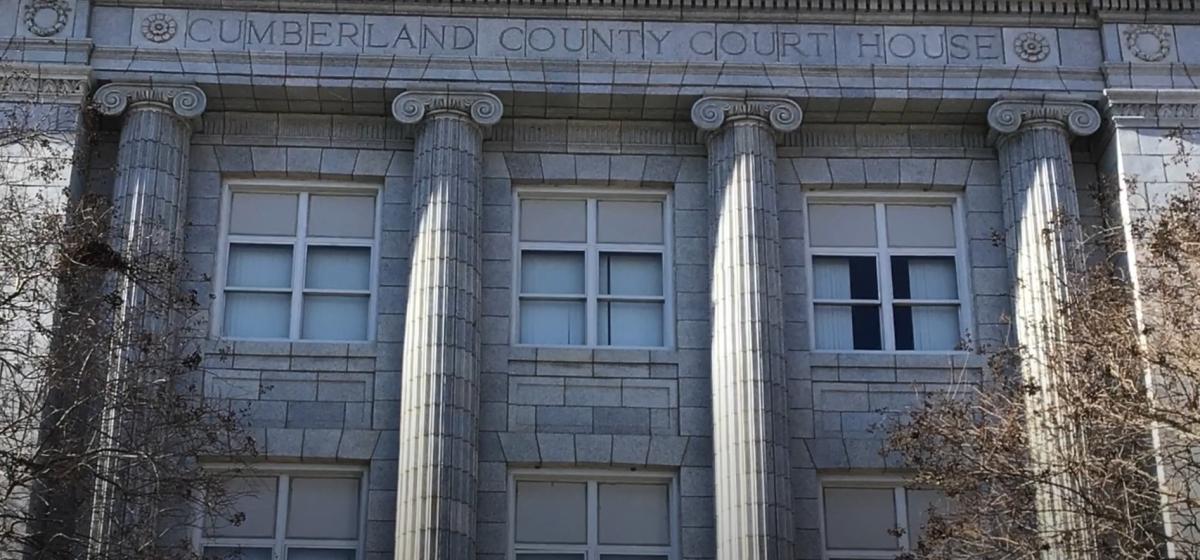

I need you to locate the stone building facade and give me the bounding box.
[3,0,1198,558]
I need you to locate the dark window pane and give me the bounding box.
[851,305,882,350]
[894,305,914,350]
[848,256,878,300]
[891,257,911,300]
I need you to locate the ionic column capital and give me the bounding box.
[987,97,1101,138]
[94,82,207,118]
[391,90,503,126]
[690,95,803,133]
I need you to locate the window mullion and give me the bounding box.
[276,474,290,560]
[588,480,599,560]
[586,199,598,347]
[894,486,910,552]
[876,204,895,352]
[291,194,310,340]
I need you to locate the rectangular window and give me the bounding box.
[807,196,969,352]
[198,467,366,560]
[514,193,671,348]
[217,182,379,341]
[510,470,678,559]
[819,477,949,559]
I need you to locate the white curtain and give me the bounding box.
[600,253,662,296]
[287,478,359,539]
[598,301,663,347]
[906,258,957,299]
[598,483,670,545]
[302,295,368,341]
[814,305,853,350]
[521,251,585,294]
[306,246,370,290]
[515,481,588,544]
[520,300,585,345]
[911,306,960,350]
[812,257,851,299]
[308,194,375,238]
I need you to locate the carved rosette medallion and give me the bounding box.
[141,13,178,43]
[391,91,503,126]
[1124,24,1172,62]
[23,0,70,37]
[1012,32,1051,63]
[987,98,1101,138]
[690,96,803,132]
[94,83,208,119]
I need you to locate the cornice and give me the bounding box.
[1103,88,1200,128]
[94,82,207,117]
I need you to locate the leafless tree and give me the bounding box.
[0,75,255,560]
[888,131,1200,559]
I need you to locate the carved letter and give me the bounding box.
[499,26,523,51]
[948,33,971,60]
[339,22,361,48]
[858,31,883,58]
[282,20,303,46]
[646,28,670,55]
[310,21,333,46]
[689,30,714,56]
[888,33,916,58]
[187,17,213,43]
[247,20,275,45]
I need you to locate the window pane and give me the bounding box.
[520,300,585,345]
[286,550,355,560]
[521,199,587,242]
[808,204,877,247]
[225,293,291,338]
[815,304,882,351]
[906,489,949,549]
[230,192,298,236]
[521,252,585,294]
[886,204,955,248]
[813,256,876,300]
[287,477,360,539]
[600,556,669,560]
[598,200,664,244]
[892,257,957,300]
[598,483,670,545]
[227,244,292,289]
[203,547,272,560]
[207,477,277,538]
[823,487,898,550]
[600,253,663,296]
[307,246,371,291]
[516,555,584,560]
[598,301,663,347]
[515,481,587,544]
[302,295,369,340]
[895,305,960,351]
[308,195,376,238]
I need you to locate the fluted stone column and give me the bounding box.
[692,96,801,560]
[391,90,502,560]
[988,96,1102,560]
[89,82,206,557]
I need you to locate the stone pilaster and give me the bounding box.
[692,96,801,560]
[391,90,502,560]
[988,96,1102,560]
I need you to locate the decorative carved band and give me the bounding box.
[690,96,803,133]
[94,83,207,118]
[1104,89,1200,128]
[0,64,90,102]
[391,91,504,126]
[987,98,1101,137]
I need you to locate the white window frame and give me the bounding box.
[507,468,681,560]
[511,188,675,350]
[194,463,369,560]
[818,474,929,560]
[213,179,382,342]
[804,192,972,353]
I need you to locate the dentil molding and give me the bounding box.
[391,91,503,126]
[690,96,803,133]
[94,82,207,118]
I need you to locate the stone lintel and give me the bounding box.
[690,95,803,133]
[94,82,207,118]
[391,90,504,126]
[987,95,1102,139]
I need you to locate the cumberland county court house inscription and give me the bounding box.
[122,9,1104,67]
